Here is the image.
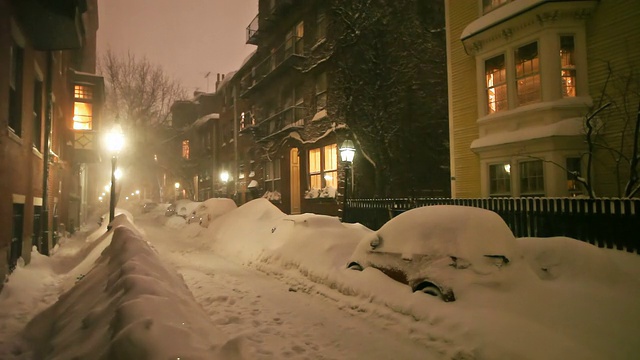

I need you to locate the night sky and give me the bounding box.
[97,0,258,94]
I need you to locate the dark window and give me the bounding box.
[520,160,545,196]
[489,163,511,196]
[515,42,541,106]
[9,40,24,136]
[33,79,43,150]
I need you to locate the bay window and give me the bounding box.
[560,36,576,97]
[73,85,94,130]
[519,160,544,196]
[489,163,511,196]
[485,55,507,114]
[515,42,541,106]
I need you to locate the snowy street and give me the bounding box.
[139,218,444,360]
[1,199,639,359]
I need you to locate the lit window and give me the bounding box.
[520,160,544,196]
[489,163,511,196]
[308,143,337,192]
[324,143,338,189]
[515,42,541,106]
[182,140,190,159]
[485,55,507,114]
[560,36,576,97]
[73,85,94,130]
[566,157,582,193]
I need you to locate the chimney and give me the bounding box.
[215,73,222,92]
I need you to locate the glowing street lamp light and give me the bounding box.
[106,122,124,229]
[339,140,356,222]
[174,182,180,201]
[220,171,230,197]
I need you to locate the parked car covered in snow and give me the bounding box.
[346,205,519,302]
[186,198,237,227]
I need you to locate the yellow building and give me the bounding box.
[446,0,640,198]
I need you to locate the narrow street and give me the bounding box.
[138,219,445,360]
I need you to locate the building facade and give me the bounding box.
[1,0,103,288]
[446,0,640,198]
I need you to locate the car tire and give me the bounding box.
[414,281,456,302]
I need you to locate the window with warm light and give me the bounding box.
[560,36,576,97]
[566,157,582,194]
[182,140,190,159]
[73,85,93,130]
[485,55,507,114]
[489,163,511,196]
[515,42,541,106]
[308,144,337,191]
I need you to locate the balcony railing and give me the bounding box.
[241,36,305,96]
[249,106,306,141]
[246,14,260,45]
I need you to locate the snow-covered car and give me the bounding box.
[346,205,519,302]
[186,198,237,227]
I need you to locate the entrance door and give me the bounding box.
[290,148,301,214]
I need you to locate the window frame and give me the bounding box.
[489,162,512,197]
[560,35,577,98]
[515,41,541,106]
[485,54,507,114]
[264,158,281,192]
[308,144,337,192]
[181,139,190,160]
[315,71,327,112]
[73,84,94,130]
[519,160,545,196]
[9,38,24,137]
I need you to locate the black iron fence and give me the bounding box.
[344,197,640,253]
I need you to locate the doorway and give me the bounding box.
[290,148,301,214]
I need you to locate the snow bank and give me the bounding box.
[20,215,247,360]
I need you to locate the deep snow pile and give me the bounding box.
[1,199,639,359]
[15,215,245,360]
[198,200,640,359]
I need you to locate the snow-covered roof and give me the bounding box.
[461,0,547,40]
[192,113,220,128]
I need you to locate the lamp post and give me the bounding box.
[106,123,124,229]
[174,182,180,202]
[339,140,355,222]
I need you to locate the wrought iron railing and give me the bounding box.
[241,36,304,95]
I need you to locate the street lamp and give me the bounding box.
[220,171,230,197]
[174,182,180,202]
[339,140,355,222]
[106,122,124,228]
